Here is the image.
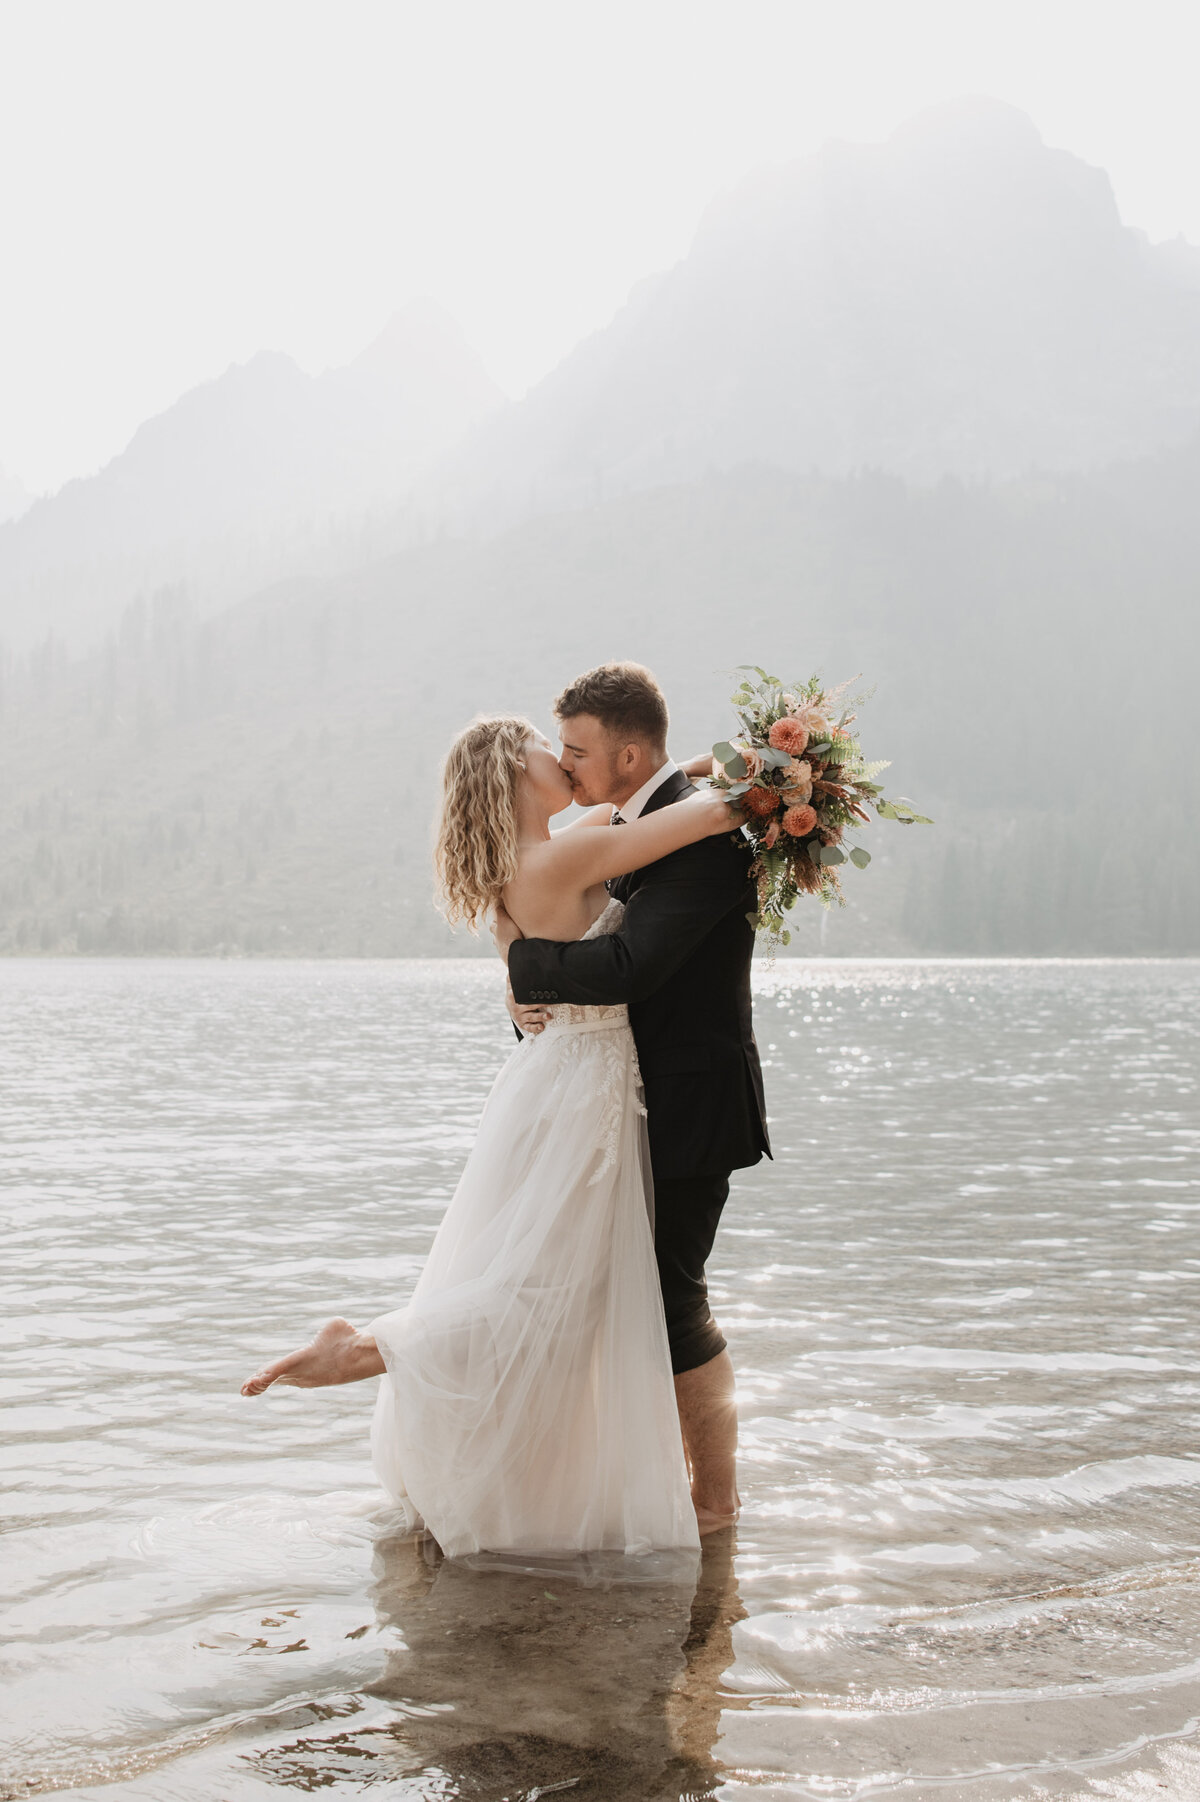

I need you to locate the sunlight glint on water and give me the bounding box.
[2,957,1198,1800]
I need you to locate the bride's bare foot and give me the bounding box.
[241,1317,385,1396]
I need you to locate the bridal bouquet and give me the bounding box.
[710,668,932,942]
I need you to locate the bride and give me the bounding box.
[241,714,734,1557]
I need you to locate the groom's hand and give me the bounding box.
[491,902,523,965]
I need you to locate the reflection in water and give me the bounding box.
[241,1531,742,1799]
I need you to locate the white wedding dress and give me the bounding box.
[368,899,700,1558]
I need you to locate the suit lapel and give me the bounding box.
[610,770,696,898]
[640,770,695,817]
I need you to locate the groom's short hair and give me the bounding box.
[554,662,669,748]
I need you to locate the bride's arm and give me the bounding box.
[550,804,612,834]
[541,791,735,890]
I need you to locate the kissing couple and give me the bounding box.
[243,662,771,1556]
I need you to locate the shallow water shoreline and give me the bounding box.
[3,958,1198,1797]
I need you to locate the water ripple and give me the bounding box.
[2,956,1198,1798]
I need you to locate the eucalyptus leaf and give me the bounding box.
[781,929,791,946]
[876,800,898,820]
[745,911,761,928]
[849,845,872,869]
[807,839,823,865]
[726,780,751,796]
[820,845,846,865]
[809,741,831,756]
[891,800,934,824]
[724,754,748,779]
[712,741,735,763]
[759,746,791,769]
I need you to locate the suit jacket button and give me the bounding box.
[549,991,559,1000]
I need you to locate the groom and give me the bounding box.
[494,661,771,1529]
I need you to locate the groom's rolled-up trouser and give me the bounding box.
[651,1174,731,1374]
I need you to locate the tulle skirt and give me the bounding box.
[367,1011,699,1558]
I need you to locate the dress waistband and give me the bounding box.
[539,1003,630,1036]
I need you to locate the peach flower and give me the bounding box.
[791,704,830,741]
[762,819,780,849]
[768,717,809,756]
[782,803,818,837]
[780,757,813,802]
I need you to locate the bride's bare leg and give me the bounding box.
[241,1318,385,1396]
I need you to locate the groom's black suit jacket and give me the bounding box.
[508,770,771,1181]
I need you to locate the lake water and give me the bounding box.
[2,956,1199,1801]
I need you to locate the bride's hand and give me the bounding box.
[507,982,550,1036]
[693,790,742,835]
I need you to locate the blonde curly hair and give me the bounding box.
[434,714,536,930]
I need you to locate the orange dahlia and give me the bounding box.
[782,803,818,837]
[768,717,809,755]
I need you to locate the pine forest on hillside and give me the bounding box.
[2,456,1195,957]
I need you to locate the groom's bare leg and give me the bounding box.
[241,1318,385,1396]
[654,1175,740,1528]
[675,1349,740,1529]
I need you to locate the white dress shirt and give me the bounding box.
[612,759,679,824]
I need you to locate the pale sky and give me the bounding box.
[2,0,1197,495]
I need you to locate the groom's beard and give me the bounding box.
[565,755,626,810]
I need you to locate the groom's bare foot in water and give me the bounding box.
[241,1318,385,1396]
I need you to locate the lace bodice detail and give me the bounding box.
[542,900,628,1029]
[583,896,625,942]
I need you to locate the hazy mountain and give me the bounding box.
[8,100,1200,659]
[0,300,504,650]
[0,466,34,526]
[4,99,1200,962]
[447,99,1200,522]
[3,442,1195,958]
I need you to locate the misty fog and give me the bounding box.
[2,99,1198,958]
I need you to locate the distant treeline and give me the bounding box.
[2,452,1197,957]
